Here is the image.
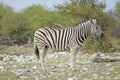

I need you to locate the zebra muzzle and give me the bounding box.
[97,33,104,41]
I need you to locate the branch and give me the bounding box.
[53,22,65,29]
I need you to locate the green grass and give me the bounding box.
[0,45,33,54]
[0,72,16,80]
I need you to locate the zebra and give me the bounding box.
[34,18,104,71]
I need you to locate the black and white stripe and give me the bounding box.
[34,27,74,51]
[34,18,104,71]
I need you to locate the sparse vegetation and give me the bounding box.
[0,46,120,80]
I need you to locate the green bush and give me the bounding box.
[83,33,119,53]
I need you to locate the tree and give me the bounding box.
[1,12,31,43]
[0,2,13,37]
[113,1,120,38]
[116,1,120,25]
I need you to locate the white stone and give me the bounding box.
[89,52,101,62]
[105,63,112,67]
[32,65,37,70]
[106,72,111,75]
[0,66,4,72]
[35,76,39,80]
[12,65,17,68]
[3,55,10,62]
[15,55,25,64]
[92,74,98,79]
[68,77,76,80]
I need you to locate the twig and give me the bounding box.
[53,22,65,29]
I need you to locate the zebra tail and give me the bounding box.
[34,43,40,59]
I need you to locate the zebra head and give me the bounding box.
[90,19,104,41]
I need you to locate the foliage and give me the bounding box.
[84,33,119,53]
[1,12,31,43]
[55,0,109,27]
[0,2,13,36]
[112,1,120,38]
[116,2,120,12]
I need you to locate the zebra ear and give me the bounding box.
[90,19,94,23]
[90,19,97,24]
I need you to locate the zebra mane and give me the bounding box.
[75,18,97,28]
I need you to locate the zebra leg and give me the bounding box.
[40,46,48,72]
[70,47,78,70]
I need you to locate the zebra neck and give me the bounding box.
[76,27,90,46]
[80,30,90,41]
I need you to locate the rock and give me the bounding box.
[17,75,27,80]
[0,61,3,64]
[12,65,17,68]
[32,65,37,70]
[89,52,102,62]
[0,55,4,60]
[68,76,77,80]
[82,67,89,72]
[92,74,98,79]
[0,66,4,72]
[106,72,111,75]
[3,55,10,62]
[15,55,25,64]
[34,76,39,80]
[105,63,112,67]
[68,77,75,80]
